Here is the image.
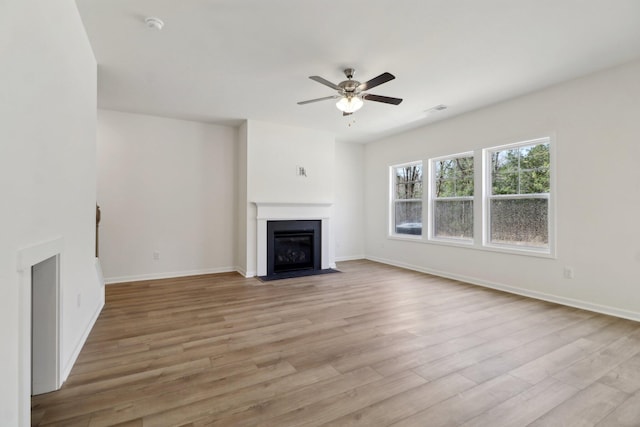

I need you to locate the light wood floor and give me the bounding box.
[32,260,640,426]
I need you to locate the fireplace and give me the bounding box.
[254,202,334,277]
[267,220,321,277]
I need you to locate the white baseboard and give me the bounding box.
[365,255,640,323]
[104,266,238,284]
[335,255,365,262]
[61,296,104,382]
[235,266,257,278]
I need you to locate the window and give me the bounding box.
[391,162,423,236]
[387,136,552,256]
[430,154,474,241]
[486,138,551,251]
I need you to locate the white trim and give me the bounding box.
[482,241,554,258]
[235,266,249,278]
[387,235,425,243]
[254,202,333,213]
[390,161,424,238]
[30,255,60,395]
[334,254,365,262]
[386,232,554,259]
[104,266,238,284]
[428,151,475,244]
[17,237,64,273]
[428,235,475,246]
[483,136,554,256]
[16,236,64,427]
[242,270,258,278]
[254,202,334,277]
[62,297,103,380]
[365,255,640,322]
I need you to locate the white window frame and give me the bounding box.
[428,152,475,244]
[390,161,423,239]
[483,137,554,256]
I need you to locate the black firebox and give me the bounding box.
[267,220,321,277]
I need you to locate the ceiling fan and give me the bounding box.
[297,68,403,116]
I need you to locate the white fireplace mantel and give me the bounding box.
[254,202,335,276]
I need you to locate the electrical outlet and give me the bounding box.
[563,266,574,279]
[153,251,160,261]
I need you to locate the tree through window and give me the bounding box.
[431,154,474,241]
[487,139,550,249]
[392,162,423,236]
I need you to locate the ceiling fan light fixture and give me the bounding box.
[336,95,363,113]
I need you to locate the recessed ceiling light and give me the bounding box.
[145,17,164,30]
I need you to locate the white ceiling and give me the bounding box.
[76,0,640,143]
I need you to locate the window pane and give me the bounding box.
[434,156,474,198]
[492,149,518,171]
[392,162,423,237]
[395,180,423,199]
[434,199,473,240]
[395,201,422,235]
[490,198,548,247]
[434,159,455,178]
[456,175,474,197]
[520,144,550,172]
[491,143,549,195]
[519,168,550,194]
[395,165,423,199]
[492,171,518,195]
[435,178,455,197]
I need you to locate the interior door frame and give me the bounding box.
[17,237,63,427]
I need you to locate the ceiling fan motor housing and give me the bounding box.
[340,68,360,94]
[339,80,360,94]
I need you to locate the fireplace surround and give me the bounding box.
[254,202,334,277]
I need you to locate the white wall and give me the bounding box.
[334,142,365,260]
[97,110,238,283]
[246,120,336,203]
[0,1,101,424]
[96,114,361,279]
[236,122,249,275]
[242,120,336,276]
[364,59,640,320]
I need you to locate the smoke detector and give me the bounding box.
[145,17,164,30]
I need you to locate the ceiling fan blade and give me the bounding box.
[343,112,352,116]
[297,95,338,105]
[363,94,403,105]
[309,76,341,91]
[357,72,395,91]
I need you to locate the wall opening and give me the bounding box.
[31,254,60,395]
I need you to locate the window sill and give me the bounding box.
[482,242,554,259]
[388,234,424,242]
[386,235,556,259]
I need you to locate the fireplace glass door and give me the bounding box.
[267,220,321,277]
